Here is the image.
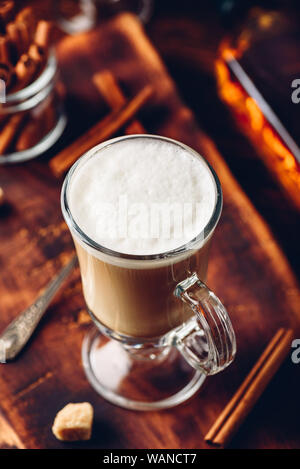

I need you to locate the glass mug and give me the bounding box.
[61,135,236,410]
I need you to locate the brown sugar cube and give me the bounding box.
[52,402,94,442]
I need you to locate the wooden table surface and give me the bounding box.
[0,11,300,450]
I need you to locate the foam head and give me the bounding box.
[68,136,217,255]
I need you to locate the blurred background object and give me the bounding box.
[215,8,300,210]
[146,0,300,276]
[56,0,153,34]
[0,186,4,206]
[56,0,97,34]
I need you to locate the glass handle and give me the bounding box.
[173,273,236,375]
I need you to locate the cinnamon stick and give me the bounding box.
[15,117,41,151]
[0,185,4,206]
[13,53,39,90]
[28,43,44,64]
[0,62,12,88]
[16,7,36,38]
[6,21,22,58]
[0,114,8,130]
[0,112,25,154]
[41,100,56,136]
[34,20,52,51]
[0,1,14,26]
[205,328,293,448]
[16,21,30,54]
[0,10,50,93]
[93,70,145,134]
[0,36,10,64]
[50,84,152,177]
[15,92,57,151]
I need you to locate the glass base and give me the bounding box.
[82,327,206,411]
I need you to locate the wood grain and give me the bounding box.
[0,13,299,449]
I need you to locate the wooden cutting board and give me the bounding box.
[0,13,299,449]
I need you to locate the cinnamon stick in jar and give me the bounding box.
[41,100,56,136]
[15,116,41,151]
[0,114,8,131]
[0,36,10,64]
[0,1,15,26]
[6,21,22,59]
[13,53,39,90]
[0,112,25,154]
[15,21,30,54]
[0,62,12,88]
[0,185,4,206]
[0,7,56,156]
[37,93,57,133]
[16,7,36,38]
[28,43,44,63]
[15,98,57,151]
[28,43,45,72]
[34,20,52,52]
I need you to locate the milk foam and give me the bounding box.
[69,137,216,255]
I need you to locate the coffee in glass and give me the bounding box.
[62,134,236,410]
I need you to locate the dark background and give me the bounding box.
[147,0,300,278]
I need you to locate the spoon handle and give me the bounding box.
[0,255,77,363]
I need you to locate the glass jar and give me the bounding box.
[0,52,67,164]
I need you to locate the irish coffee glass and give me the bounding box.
[61,135,236,410]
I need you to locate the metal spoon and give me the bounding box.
[0,254,77,363]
